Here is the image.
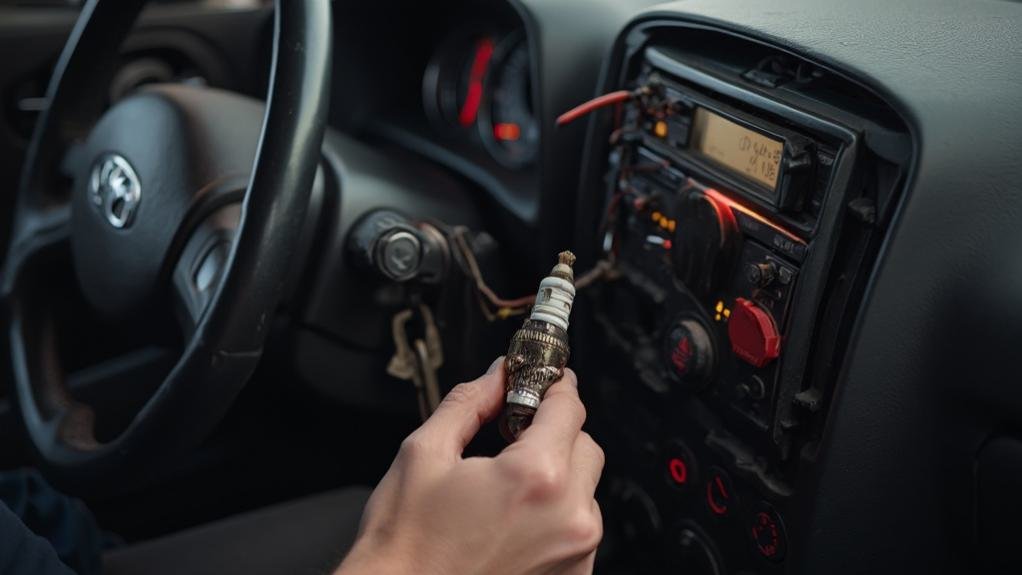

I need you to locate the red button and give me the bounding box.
[705,467,735,517]
[749,505,787,562]
[668,457,689,485]
[728,298,781,368]
[664,441,698,490]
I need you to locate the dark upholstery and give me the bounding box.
[102,487,370,575]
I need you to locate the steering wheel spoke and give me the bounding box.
[1,202,71,299]
[171,203,242,333]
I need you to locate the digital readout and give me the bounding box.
[690,108,784,191]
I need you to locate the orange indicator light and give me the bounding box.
[493,122,521,141]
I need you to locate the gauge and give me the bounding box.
[479,36,539,168]
[422,33,496,129]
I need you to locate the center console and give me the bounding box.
[575,22,912,574]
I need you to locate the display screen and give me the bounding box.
[690,108,784,191]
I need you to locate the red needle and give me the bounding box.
[458,38,494,126]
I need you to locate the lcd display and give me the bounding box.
[690,108,784,191]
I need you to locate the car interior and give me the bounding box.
[0,0,1020,573]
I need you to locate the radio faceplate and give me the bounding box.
[633,54,841,235]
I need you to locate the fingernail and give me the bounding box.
[563,368,578,387]
[486,356,504,375]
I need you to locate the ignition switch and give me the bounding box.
[348,210,449,283]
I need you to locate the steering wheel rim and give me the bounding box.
[0,0,331,481]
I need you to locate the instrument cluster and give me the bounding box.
[421,28,538,169]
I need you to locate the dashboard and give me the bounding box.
[325,1,1022,573]
[1,1,1018,573]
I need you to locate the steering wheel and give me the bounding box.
[0,0,330,483]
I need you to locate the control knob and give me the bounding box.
[664,317,715,391]
[671,523,722,575]
[672,190,739,298]
[728,297,782,368]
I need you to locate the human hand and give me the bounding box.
[335,357,605,575]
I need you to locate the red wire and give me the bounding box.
[556,90,633,127]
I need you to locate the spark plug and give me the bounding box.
[499,251,577,441]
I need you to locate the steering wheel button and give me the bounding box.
[194,244,226,292]
[728,297,781,368]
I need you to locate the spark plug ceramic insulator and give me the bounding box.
[499,251,576,442]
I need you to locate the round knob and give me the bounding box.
[728,297,781,368]
[664,318,715,391]
[671,523,722,575]
[603,479,661,569]
[672,190,739,298]
[746,261,777,287]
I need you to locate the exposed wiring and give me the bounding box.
[556,90,634,127]
[575,259,615,289]
[450,227,615,321]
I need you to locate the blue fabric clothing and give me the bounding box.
[0,469,106,575]
[0,501,75,575]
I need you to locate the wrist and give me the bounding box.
[334,537,418,575]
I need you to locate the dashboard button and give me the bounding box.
[674,523,723,575]
[746,261,777,287]
[669,457,689,486]
[664,440,698,490]
[749,504,787,562]
[728,298,781,368]
[705,467,736,517]
[664,317,715,390]
[606,479,661,565]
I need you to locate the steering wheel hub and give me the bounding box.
[71,86,264,320]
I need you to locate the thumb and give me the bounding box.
[418,357,506,455]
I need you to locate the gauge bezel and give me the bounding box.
[477,32,539,169]
[421,28,497,132]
